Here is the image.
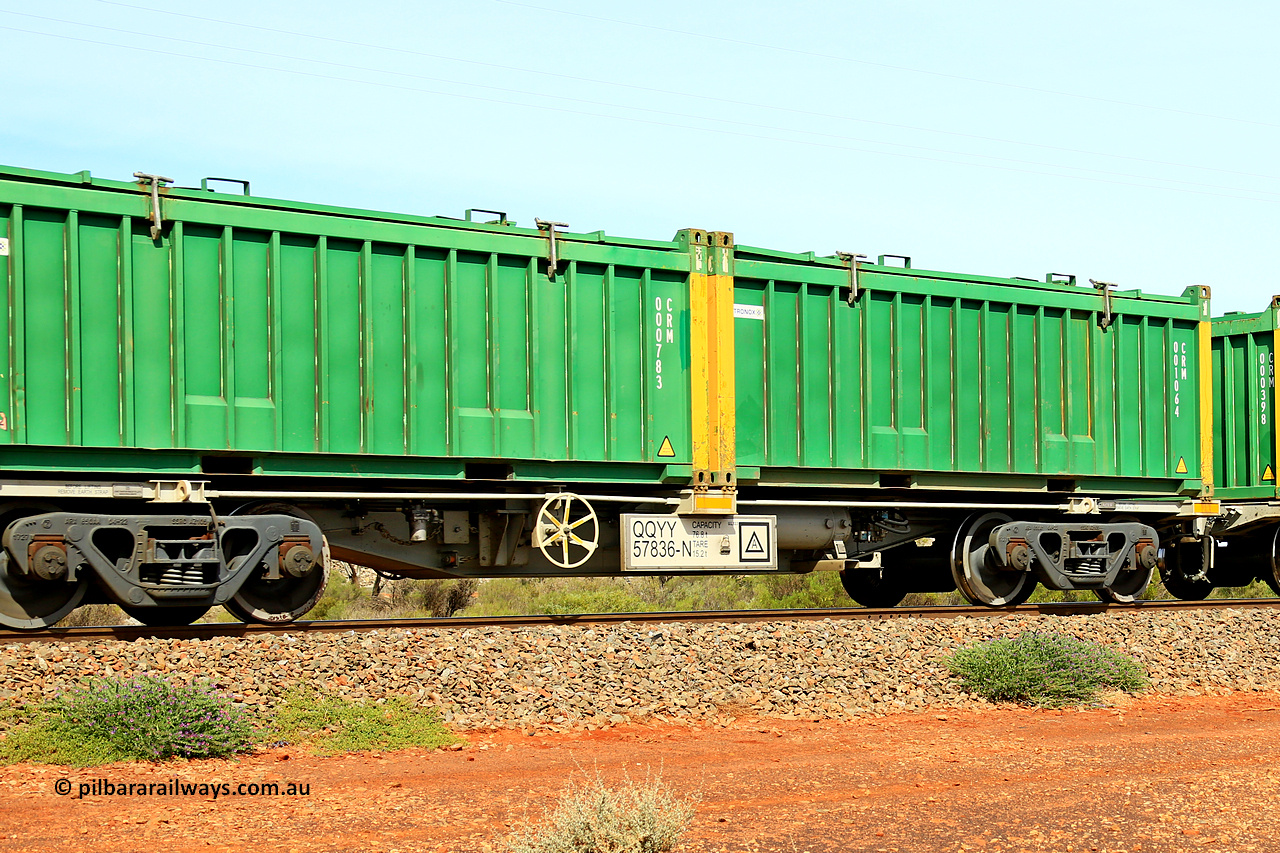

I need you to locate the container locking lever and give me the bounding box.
[836,251,867,304]
[535,218,568,280]
[1089,279,1117,329]
[133,171,174,240]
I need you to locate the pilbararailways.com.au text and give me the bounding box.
[54,778,311,799]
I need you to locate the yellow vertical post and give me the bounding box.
[708,231,736,490]
[1198,286,1214,497]
[687,231,712,481]
[682,229,736,513]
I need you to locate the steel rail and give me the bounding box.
[2,598,1278,645]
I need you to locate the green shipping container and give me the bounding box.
[0,165,1211,497]
[0,165,700,484]
[1211,300,1279,500]
[730,248,1210,496]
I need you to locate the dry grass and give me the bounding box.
[504,771,696,853]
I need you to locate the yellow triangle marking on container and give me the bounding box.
[1264,465,1275,482]
[1175,457,1189,475]
[657,436,676,458]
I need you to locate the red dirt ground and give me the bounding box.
[2,692,1278,853]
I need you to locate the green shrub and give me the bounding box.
[463,577,659,617]
[59,604,128,627]
[946,632,1149,708]
[463,573,859,617]
[268,690,460,754]
[0,676,252,765]
[304,574,478,620]
[744,571,846,609]
[505,772,696,853]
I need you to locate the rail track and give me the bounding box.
[1,598,1278,645]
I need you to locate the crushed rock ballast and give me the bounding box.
[3,609,1280,730]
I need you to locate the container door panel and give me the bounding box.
[449,250,494,458]
[229,230,275,451]
[732,277,766,468]
[799,284,834,468]
[644,270,691,464]
[605,267,644,462]
[409,248,449,457]
[181,225,229,449]
[129,223,175,449]
[568,263,606,461]
[278,236,321,453]
[864,291,900,468]
[20,209,71,446]
[322,240,363,455]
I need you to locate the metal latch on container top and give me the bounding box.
[1089,278,1117,329]
[535,218,568,280]
[835,251,867,304]
[134,171,173,240]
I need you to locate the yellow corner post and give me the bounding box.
[708,231,736,488]
[688,231,712,479]
[1198,286,1213,496]
[685,229,736,508]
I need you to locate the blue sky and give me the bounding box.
[3,0,1276,311]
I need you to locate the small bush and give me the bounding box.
[59,604,128,627]
[0,677,252,765]
[505,772,696,853]
[268,690,460,754]
[946,632,1149,708]
[304,574,478,620]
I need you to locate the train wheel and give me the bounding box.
[224,503,329,624]
[839,564,905,608]
[122,606,210,627]
[1237,526,1280,596]
[1159,540,1214,600]
[950,512,1036,607]
[1263,535,1280,597]
[1095,516,1154,604]
[0,556,88,630]
[0,503,89,630]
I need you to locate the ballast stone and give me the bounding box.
[0,609,1279,730]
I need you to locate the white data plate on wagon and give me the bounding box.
[621,514,777,570]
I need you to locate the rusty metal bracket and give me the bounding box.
[836,251,867,304]
[1089,279,1117,329]
[534,218,568,280]
[133,171,173,240]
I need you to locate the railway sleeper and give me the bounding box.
[0,512,324,629]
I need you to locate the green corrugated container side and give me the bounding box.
[0,165,694,482]
[1,165,1213,497]
[1211,300,1279,500]
[731,247,1210,495]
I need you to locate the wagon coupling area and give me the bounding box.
[0,512,324,630]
